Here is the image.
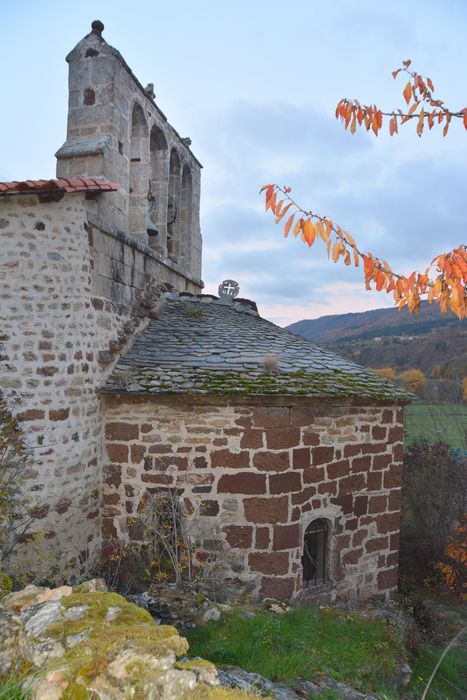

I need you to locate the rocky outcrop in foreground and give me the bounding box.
[0,580,251,699]
[0,580,413,699]
[220,667,378,699]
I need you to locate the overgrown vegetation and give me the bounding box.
[0,394,56,591]
[137,486,222,591]
[0,396,37,595]
[186,607,407,698]
[399,439,466,599]
[96,485,224,596]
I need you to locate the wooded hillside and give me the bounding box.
[286,302,466,377]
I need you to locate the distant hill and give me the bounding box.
[286,302,466,377]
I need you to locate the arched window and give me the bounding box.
[148,125,168,250]
[180,164,192,267]
[129,103,149,241]
[167,149,181,261]
[302,518,329,586]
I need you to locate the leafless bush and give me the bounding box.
[91,539,145,595]
[137,485,225,594]
[96,483,227,596]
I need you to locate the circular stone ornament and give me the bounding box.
[218,280,240,300]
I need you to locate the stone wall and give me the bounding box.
[102,397,404,602]
[88,216,202,310]
[0,191,201,576]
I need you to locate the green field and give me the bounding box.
[405,403,467,450]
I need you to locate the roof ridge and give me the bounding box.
[165,292,259,316]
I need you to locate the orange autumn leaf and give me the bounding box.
[283,213,295,238]
[303,218,316,247]
[266,190,277,213]
[293,218,303,237]
[417,108,425,136]
[331,242,341,262]
[262,185,466,319]
[275,199,284,216]
[276,202,293,223]
[403,81,412,104]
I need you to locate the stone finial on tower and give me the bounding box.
[91,20,104,37]
[145,84,156,100]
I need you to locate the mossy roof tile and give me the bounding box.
[101,294,410,401]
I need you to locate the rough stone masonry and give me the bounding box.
[0,21,203,576]
[102,399,404,602]
[1,21,410,602]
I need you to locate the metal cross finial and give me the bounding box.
[218,279,239,301]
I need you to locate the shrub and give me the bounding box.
[97,485,225,595]
[400,368,426,393]
[400,439,466,594]
[434,515,467,600]
[369,367,396,380]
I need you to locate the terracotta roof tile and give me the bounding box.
[0,178,120,196]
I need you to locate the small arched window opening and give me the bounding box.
[129,103,149,241]
[302,518,329,586]
[148,125,169,250]
[167,149,181,261]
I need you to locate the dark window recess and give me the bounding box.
[302,518,328,586]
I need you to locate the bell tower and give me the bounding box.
[56,21,202,281]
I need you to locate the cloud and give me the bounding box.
[194,98,466,324]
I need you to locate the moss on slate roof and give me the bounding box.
[101,294,411,402]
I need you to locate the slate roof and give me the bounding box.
[101,293,411,401]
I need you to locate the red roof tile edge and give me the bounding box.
[0,178,120,195]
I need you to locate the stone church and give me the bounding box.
[0,22,408,602]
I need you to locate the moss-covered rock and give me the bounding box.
[129,586,221,629]
[0,581,259,699]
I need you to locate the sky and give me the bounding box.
[1,1,466,325]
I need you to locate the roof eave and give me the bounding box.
[99,389,411,407]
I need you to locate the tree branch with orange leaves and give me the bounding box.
[261,61,467,320]
[336,59,467,137]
